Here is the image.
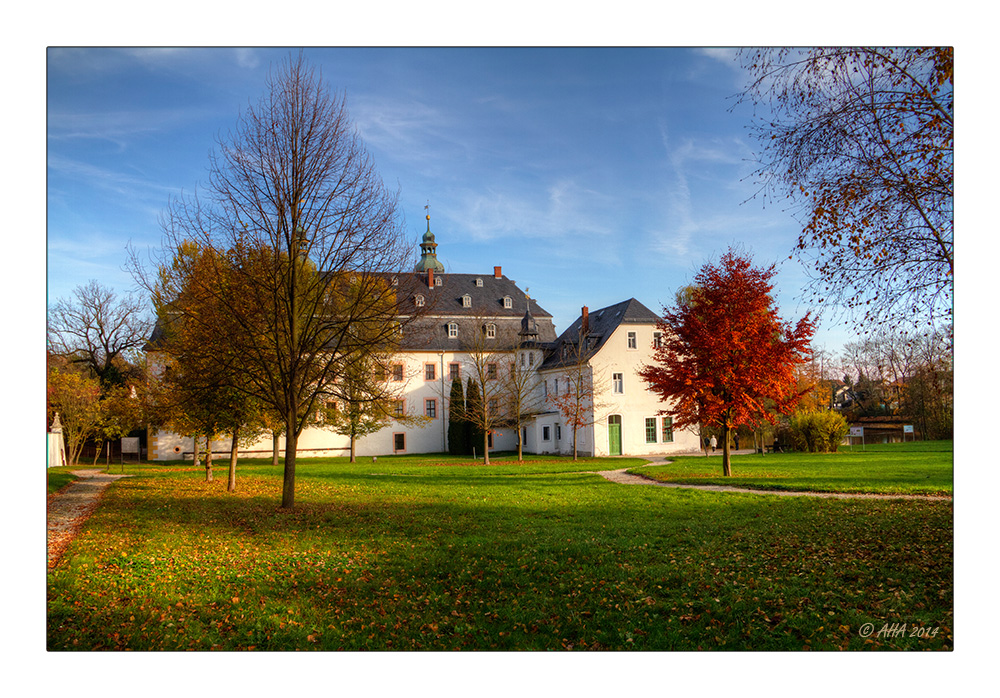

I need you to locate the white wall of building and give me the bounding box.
[149,348,518,461]
[588,322,701,456]
[526,322,700,458]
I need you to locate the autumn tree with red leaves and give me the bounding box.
[639,249,815,476]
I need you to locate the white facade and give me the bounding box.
[525,304,701,458]
[148,300,701,462]
[149,348,521,461]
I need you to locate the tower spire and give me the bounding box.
[414,200,445,273]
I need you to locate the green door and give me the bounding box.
[608,415,622,456]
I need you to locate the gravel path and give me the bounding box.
[47,469,131,568]
[596,466,952,501]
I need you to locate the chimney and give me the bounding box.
[494,266,502,279]
[427,268,434,289]
[580,306,589,339]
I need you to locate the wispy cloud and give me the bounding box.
[650,121,768,260]
[450,177,616,247]
[48,105,219,151]
[48,155,181,201]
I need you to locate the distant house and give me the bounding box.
[145,220,697,460]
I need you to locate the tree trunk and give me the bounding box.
[192,433,200,465]
[271,431,280,467]
[228,425,239,492]
[92,439,103,466]
[721,424,732,477]
[282,422,297,509]
[204,437,214,482]
[350,426,357,463]
[483,432,490,465]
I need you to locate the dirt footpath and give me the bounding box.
[597,467,952,501]
[47,469,131,568]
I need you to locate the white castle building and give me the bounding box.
[147,216,700,460]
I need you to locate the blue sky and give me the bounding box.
[45,46,903,355]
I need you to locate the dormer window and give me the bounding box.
[391,276,398,286]
[448,322,459,339]
[503,296,512,309]
[475,278,483,287]
[462,294,472,308]
[485,323,496,339]
[415,294,425,307]
[435,276,443,286]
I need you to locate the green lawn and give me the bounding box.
[47,449,953,651]
[635,441,953,495]
[47,467,81,495]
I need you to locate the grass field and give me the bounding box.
[46,466,80,495]
[635,441,953,495]
[47,445,953,651]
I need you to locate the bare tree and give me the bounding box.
[737,48,953,333]
[132,54,413,508]
[455,313,516,465]
[48,280,152,388]
[839,327,952,437]
[546,333,608,461]
[503,332,543,462]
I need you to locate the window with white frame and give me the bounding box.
[435,276,442,286]
[475,278,483,287]
[613,372,624,394]
[627,331,637,350]
[485,323,496,339]
[653,331,663,348]
[462,294,472,308]
[448,322,458,338]
[415,294,425,307]
[542,426,551,441]
[503,296,512,308]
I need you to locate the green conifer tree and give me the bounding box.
[465,377,485,457]
[447,378,465,456]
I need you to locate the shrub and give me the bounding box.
[787,410,849,452]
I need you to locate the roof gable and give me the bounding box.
[540,298,661,370]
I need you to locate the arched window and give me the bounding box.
[503,296,512,309]
[485,323,496,339]
[462,294,472,308]
[415,294,424,307]
[448,322,459,339]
